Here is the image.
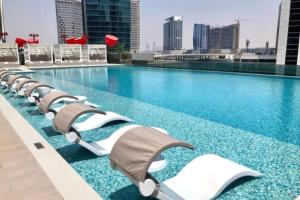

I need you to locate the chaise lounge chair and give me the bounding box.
[0,72,16,87]
[37,90,88,119]
[15,78,38,96]
[110,127,262,200]
[52,103,135,156]
[5,75,28,90]
[24,82,55,103]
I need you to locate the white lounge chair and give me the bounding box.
[53,103,132,133]
[0,72,16,87]
[65,124,168,169]
[53,103,133,156]
[15,79,38,96]
[110,127,262,200]
[37,90,99,120]
[4,75,28,91]
[23,82,55,103]
[10,77,31,92]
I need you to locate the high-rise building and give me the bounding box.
[83,0,140,52]
[55,0,84,43]
[209,27,222,51]
[209,23,240,53]
[276,0,300,65]
[163,16,183,51]
[193,24,210,53]
[0,0,5,43]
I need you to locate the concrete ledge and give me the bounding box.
[0,95,102,200]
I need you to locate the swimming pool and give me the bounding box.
[1,66,300,199]
[35,66,300,146]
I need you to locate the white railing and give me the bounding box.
[24,44,53,64]
[0,43,19,64]
[53,44,107,64]
[87,44,107,63]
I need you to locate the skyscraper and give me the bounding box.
[0,0,5,43]
[193,24,210,53]
[209,23,240,53]
[55,0,84,43]
[83,0,140,52]
[163,16,183,51]
[276,0,300,65]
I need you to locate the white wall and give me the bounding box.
[276,0,291,65]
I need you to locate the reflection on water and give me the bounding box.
[31,66,300,145]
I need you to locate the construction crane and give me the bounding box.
[235,18,254,24]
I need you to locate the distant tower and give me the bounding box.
[146,42,150,51]
[130,0,141,53]
[55,0,84,43]
[152,42,156,51]
[163,16,183,50]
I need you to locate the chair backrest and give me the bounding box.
[110,127,194,182]
[53,103,106,133]
[38,91,78,113]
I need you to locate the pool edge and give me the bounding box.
[0,95,103,200]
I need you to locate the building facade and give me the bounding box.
[55,0,84,43]
[163,16,183,51]
[83,0,140,51]
[0,0,5,43]
[193,24,210,53]
[276,0,300,65]
[209,23,240,53]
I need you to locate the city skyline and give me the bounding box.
[3,0,281,50]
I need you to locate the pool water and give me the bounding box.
[35,66,300,146]
[1,66,300,200]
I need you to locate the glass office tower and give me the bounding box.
[193,24,210,53]
[83,0,134,50]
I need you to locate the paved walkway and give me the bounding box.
[0,112,63,200]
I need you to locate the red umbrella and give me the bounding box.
[74,35,88,45]
[15,38,27,48]
[65,37,77,44]
[105,35,118,48]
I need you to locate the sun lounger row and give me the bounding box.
[0,70,262,200]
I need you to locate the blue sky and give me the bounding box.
[4,0,281,50]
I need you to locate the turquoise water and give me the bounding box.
[35,66,300,146]
[1,66,300,200]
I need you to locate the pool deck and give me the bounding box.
[0,95,102,200]
[0,112,63,200]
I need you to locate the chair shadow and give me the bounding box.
[109,176,257,200]
[221,176,257,194]
[56,144,98,163]
[42,126,61,137]
[1,90,10,94]
[19,102,35,107]
[102,120,129,128]
[27,109,43,116]
[12,95,24,99]
[109,185,154,200]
